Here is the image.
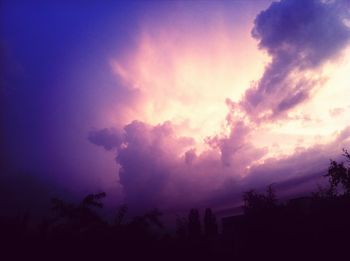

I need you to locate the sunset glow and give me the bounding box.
[2,0,350,213]
[4,1,350,258]
[108,15,350,161]
[109,21,268,147]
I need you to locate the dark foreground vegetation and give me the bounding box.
[1,149,350,261]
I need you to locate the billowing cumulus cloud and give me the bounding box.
[90,121,223,210]
[4,0,350,218]
[241,0,350,121]
[89,120,264,210]
[90,120,350,211]
[89,0,350,211]
[207,120,267,169]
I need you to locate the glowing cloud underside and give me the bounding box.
[110,19,267,147]
[110,15,350,157]
[90,0,350,209]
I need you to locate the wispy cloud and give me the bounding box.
[241,0,350,121]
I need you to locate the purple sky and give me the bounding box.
[1,0,350,216]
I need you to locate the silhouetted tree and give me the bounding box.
[266,185,277,206]
[144,208,163,229]
[188,208,201,239]
[203,208,218,237]
[243,185,277,214]
[312,183,337,199]
[114,204,128,226]
[128,208,163,237]
[325,149,350,195]
[50,192,107,232]
[82,192,106,208]
[176,216,187,239]
[243,190,264,214]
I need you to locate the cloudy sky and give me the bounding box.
[1,0,350,215]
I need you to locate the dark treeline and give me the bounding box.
[1,149,350,261]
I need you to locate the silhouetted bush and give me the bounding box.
[203,208,218,238]
[2,149,350,261]
[242,185,277,214]
[188,208,202,240]
[326,149,350,195]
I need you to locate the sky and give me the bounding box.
[1,0,350,216]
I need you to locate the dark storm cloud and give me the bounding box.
[241,0,350,120]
